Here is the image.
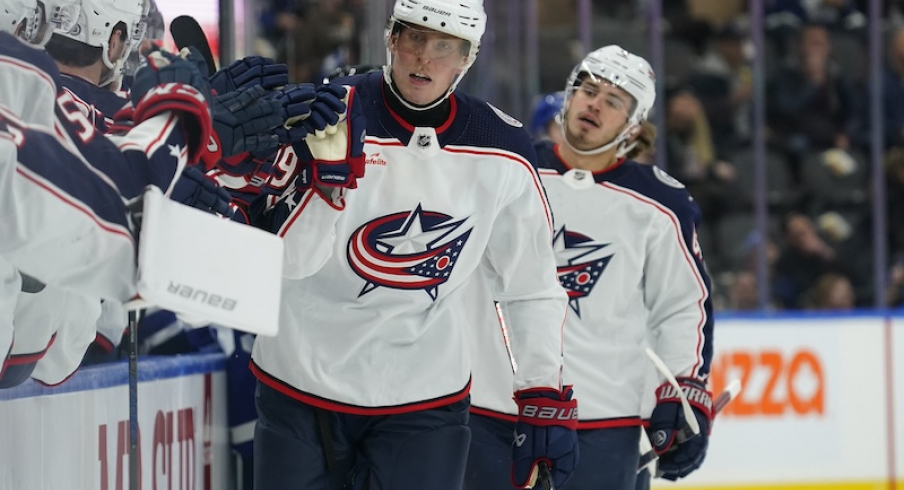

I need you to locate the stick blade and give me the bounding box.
[169,15,217,75]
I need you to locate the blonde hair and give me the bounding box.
[626,120,658,160]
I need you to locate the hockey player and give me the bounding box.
[248,0,577,489]
[465,46,716,490]
[43,0,146,126]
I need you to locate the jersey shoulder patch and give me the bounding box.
[487,103,523,128]
[652,165,685,189]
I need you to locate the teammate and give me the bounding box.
[248,1,577,489]
[465,45,716,490]
[44,0,146,126]
[0,0,226,387]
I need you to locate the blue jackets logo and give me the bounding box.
[347,204,472,299]
[554,225,612,317]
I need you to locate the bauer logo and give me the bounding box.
[422,5,451,16]
[168,282,237,311]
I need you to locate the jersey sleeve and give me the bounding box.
[644,193,714,380]
[482,150,568,393]
[0,37,58,128]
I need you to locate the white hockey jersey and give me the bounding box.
[251,73,568,415]
[470,142,714,429]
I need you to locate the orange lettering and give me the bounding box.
[788,350,824,415]
[759,351,783,416]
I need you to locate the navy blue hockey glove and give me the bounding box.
[131,46,212,107]
[171,166,235,218]
[216,153,274,179]
[271,83,317,144]
[292,85,366,189]
[210,85,283,160]
[648,378,713,481]
[209,56,288,94]
[131,47,213,162]
[512,387,579,489]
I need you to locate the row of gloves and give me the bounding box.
[126,48,368,218]
[514,378,713,488]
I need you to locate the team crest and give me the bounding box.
[554,225,613,317]
[347,204,473,300]
[653,165,685,189]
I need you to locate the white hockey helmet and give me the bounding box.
[561,45,657,157]
[384,0,487,110]
[52,0,146,69]
[0,0,53,46]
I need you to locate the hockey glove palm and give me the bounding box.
[171,166,235,218]
[648,378,713,480]
[209,56,289,94]
[512,387,579,489]
[291,85,366,190]
[211,85,283,159]
[271,83,317,144]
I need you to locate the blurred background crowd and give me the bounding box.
[243,0,904,312]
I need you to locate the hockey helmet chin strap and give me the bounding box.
[556,111,639,158]
[382,60,463,112]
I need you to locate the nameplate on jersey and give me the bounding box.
[562,168,595,190]
[132,186,283,336]
[409,127,440,155]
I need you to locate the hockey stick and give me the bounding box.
[127,308,145,490]
[169,15,217,76]
[645,348,700,440]
[537,461,555,490]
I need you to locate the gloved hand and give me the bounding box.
[291,85,366,190]
[210,85,284,160]
[271,83,316,144]
[130,47,213,162]
[215,152,274,179]
[648,378,713,481]
[130,46,212,107]
[272,83,349,145]
[171,166,235,218]
[209,56,289,94]
[512,387,579,489]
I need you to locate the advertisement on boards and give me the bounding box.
[653,315,892,490]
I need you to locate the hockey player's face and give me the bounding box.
[564,78,632,150]
[389,24,468,105]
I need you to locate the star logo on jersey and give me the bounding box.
[554,225,613,318]
[347,204,473,300]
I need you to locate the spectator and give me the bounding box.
[767,23,858,180]
[887,255,904,307]
[766,0,866,31]
[257,0,307,63]
[773,212,846,308]
[291,0,356,83]
[727,270,761,311]
[803,272,856,310]
[685,22,753,155]
[665,87,738,226]
[883,27,904,148]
